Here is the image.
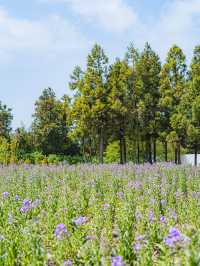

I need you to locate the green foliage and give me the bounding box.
[0,101,12,138]
[2,42,200,165]
[104,141,120,163]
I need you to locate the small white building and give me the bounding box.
[181,154,200,166]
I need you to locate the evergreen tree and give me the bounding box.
[136,43,161,163]
[107,59,132,164]
[159,45,187,163]
[32,88,71,155]
[70,44,109,163]
[0,101,13,139]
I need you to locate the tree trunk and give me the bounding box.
[175,147,178,164]
[194,145,198,167]
[119,128,126,164]
[146,137,152,164]
[153,138,156,163]
[123,136,127,164]
[137,141,140,164]
[99,128,104,164]
[177,142,181,164]
[164,141,168,162]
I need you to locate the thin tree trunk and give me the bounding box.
[119,128,126,164]
[177,142,181,164]
[123,136,126,164]
[120,137,123,164]
[175,147,178,164]
[99,128,104,164]
[194,145,198,167]
[164,141,168,162]
[147,137,152,164]
[153,138,156,163]
[137,140,140,164]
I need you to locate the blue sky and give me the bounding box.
[1,0,200,129]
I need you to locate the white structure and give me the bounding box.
[181,154,200,166]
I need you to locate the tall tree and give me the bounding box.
[107,59,132,164]
[125,43,141,163]
[32,88,71,155]
[136,43,161,163]
[179,45,200,166]
[159,45,187,163]
[70,44,109,163]
[0,101,12,138]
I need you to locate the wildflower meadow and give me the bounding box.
[1,163,200,265]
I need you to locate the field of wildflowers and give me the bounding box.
[1,163,200,265]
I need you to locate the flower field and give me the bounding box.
[1,163,200,265]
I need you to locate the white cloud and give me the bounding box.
[44,0,137,32]
[0,6,90,59]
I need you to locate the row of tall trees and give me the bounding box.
[69,43,195,164]
[1,43,200,165]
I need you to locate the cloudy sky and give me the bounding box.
[1,0,200,129]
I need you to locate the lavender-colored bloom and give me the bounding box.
[63,259,72,266]
[2,192,9,199]
[160,215,167,223]
[54,224,69,240]
[164,236,175,247]
[149,210,155,223]
[103,203,110,210]
[168,208,177,221]
[161,199,167,206]
[73,216,87,226]
[23,199,31,207]
[111,256,124,266]
[169,227,181,240]
[14,195,20,201]
[31,199,41,209]
[163,227,190,248]
[135,235,145,241]
[117,192,124,199]
[134,242,141,252]
[20,199,32,213]
[20,206,30,213]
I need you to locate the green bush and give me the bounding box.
[104,141,120,163]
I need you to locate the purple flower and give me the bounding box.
[103,203,110,210]
[20,199,32,213]
[23,199,31,207]
[160,215,167,223]
[117,192,124,199]
[135,235,145,241]
[31,199,41,209]
[14,195,20,201]
[54,224,70,240]
[63,259,72,265]
[111,256,124,266]
[73,216,87,226]
[169,227,181,240]
[163,236,174,247]
[168,208,177,221]
[134,234,147,252]
[2,192,9,199]
[163,227,190,248]
[134,242,141,252]
[149,210,155,223]
[20,206,30,213]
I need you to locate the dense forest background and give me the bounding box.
[1,42,200,165]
